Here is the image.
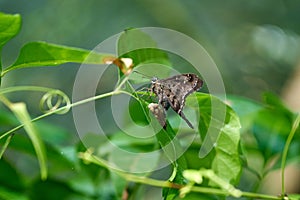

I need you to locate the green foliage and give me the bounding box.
[6,101,47,180]
[229,93,300,170]
[0,11,299,200]
[0,12,21,49]
[118,28,170,66]
[1,42,114,76]
[195,94,242,184]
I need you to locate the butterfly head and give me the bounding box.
[151,77,158,83]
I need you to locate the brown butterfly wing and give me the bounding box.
[152,74,203,129]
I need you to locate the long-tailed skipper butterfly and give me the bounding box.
[150,73,203,129]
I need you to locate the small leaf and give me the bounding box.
[0,12,21,48]
[1,41,114,76]
[183,170,203,184]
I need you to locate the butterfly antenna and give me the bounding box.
[133,70,152,79]
[131,71,154,100]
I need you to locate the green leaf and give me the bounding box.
[0,186,29,200]
[29,179,77,200]
[151,110,187,199]
[118,28,157,55]
[0,159,25,191]
[288,194,300,200]
[0,12,21,48]
[0,108,75,176]
[263,92,292,116]
[110,172,127,199]
[134,96,187,200]
[253,109,291,158]
[0,108,19,127]
[35,121,70,146]
[117,28,171,71]
[227,95,262,133]
[229,93,300,169]
[211,106,242,185]
[128,95,149,126]
[1,41,114,76]
[252,94,300,167]
[191,93,242,185]
[8,102,47,180]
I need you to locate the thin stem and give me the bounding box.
[280,113,300,196]
[0,86,53,95]
[0,91,115,139]
[0,94,13,107]
[79,151,282,200]
[0,89,138,140]
[0,133,14,159]
[242,191,283,200]
[114,74,131,91]
[0,74,135,140]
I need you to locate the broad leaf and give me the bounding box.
[117,28,171,74]
[1,41,114,76]
[188,93,242,185]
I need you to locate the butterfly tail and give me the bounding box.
[179,111,194,129]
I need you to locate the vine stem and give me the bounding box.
[280,113,300,196]
[0,72,134,140]
[0,91,116,140]
[79,150,283,200]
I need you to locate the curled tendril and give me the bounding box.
[39,90,70,114]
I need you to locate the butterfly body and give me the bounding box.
[150,73,203,129]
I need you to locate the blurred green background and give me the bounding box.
[2,0,300,99]
[1,0,300,198]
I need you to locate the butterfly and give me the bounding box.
[150,73,203,129]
